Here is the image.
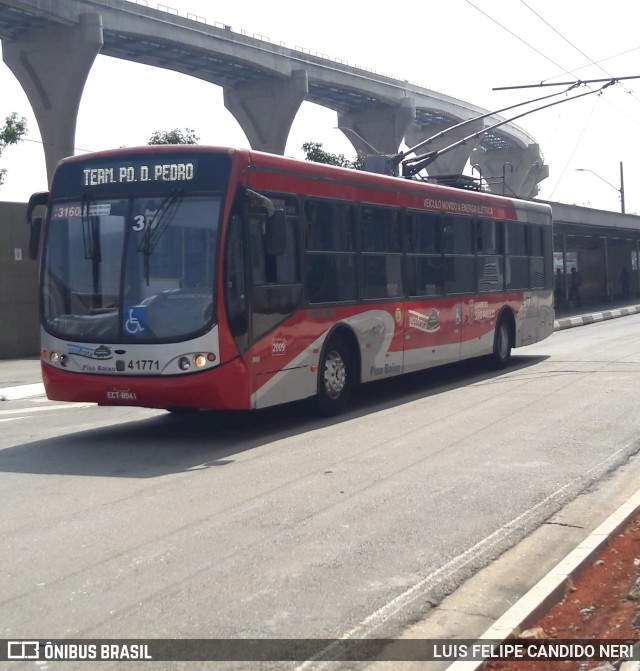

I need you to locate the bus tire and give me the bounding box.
[316,335,354,416]
[490,317,512,369]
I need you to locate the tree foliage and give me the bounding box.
[147,128,199,145]
[0,112,28,188]
[302,141,363,170]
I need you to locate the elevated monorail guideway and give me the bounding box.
[0,0,546,197]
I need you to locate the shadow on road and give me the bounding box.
[0,354,547,479]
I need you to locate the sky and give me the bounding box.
[1,0,639,212]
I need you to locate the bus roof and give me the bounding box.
[55,144,552,217]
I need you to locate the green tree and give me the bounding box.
[147,128,199,145]
[302,141,363,170]
[0,112,28,188]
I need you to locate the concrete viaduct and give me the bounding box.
[0,0,548,198]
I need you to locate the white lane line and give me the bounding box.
[294,440,636,670]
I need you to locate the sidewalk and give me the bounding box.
[554,297,640,331]
[2,298,640,400]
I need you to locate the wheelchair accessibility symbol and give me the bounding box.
[123,306,148,336]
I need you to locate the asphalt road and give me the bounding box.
[2,315,640,671]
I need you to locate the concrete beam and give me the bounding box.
[471,143,548,199]
[223,70,308,154]
[338,98,415,156]
[405,118,484,177]
[2,13,103,184]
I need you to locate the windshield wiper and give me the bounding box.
[81,194,101,262]
[81,194,102,304]
[137,189,183,286]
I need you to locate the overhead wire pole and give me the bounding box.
[383,83,582,175]
[397,83,579,161]
[399,79,618,178]
[492,74,640,90]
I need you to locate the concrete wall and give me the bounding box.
[0,202,39,358]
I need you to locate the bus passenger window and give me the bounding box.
[505,220,529,290]
[407,256,444,296]
[444,257,476,295]
[304,200,355,251]
[406,212,441,253]
[360,206,403,300]
[307,255,357,303]
[304,199,357,304]
[442,215,473,254]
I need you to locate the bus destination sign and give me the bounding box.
[83,161,195,187]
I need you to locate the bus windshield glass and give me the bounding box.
[42,194,221,342]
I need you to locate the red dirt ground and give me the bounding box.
[483,515,640,671]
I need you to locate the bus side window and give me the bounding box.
[248,212,268,284]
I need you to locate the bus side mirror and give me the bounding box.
[26,191,48,260]
[265,209,286,256]
[29,217,42,260]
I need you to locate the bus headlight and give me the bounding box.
[178,356,191,371]
[50,351,60,365]
[194,354,207,368]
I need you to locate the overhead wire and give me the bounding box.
[462,0,577,79]
[518,0,640,105]
[463,0,638,204]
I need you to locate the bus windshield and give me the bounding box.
[42,195,221,342]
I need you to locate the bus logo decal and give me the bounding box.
[67,344,112,360]
[409,309,440,333]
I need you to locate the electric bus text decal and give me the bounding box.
[82,162,195,186]
[423,198,494,216]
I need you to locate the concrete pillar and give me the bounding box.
[223,70,308,154]
[338,97,415,155]
[470,143,548,199]
[404,118,484,177]
[2,14,104,185]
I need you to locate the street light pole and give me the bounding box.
[575,162,625,213]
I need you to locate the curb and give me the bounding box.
[0,382,45,401]
[554,304,640,331]
[445,487,640,671]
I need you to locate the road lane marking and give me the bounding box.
[295,438,639,669]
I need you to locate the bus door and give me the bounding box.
[243,192,307,408]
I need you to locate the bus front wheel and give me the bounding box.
[316,336,353,415]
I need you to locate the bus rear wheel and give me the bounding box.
[316,335,353,416]
[490,317,512,369]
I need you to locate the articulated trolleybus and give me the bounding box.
[28,146,553,415]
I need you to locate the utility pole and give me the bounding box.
[576,163,625,214]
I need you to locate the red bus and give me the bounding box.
[28,146,554,415]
